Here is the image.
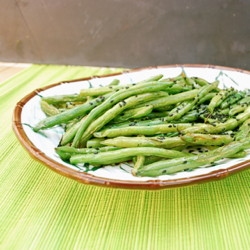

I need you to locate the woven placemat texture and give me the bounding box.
[0,65,249,250]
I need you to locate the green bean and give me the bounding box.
[229,104,248,116]
[70,147,193,165]
[217,108,230,115]
[94,123,193,138]
[42,94,87,104]
[143,156,164,165]
[72,81,174,147]
[167,100,194,121]
[174,78,187,86]
[200,111,229,124]
[225,101,248,117]
[86,96,95,102]
[228,150,247,158]
[185,77,196,87]
[113,105,153,123]
[65,102,86,109]
[183,145,246,159]
[138,89,199,109]
[65,118,80,131]
[132,156,145,176]
[236,106,250,122]
[80,75,164,96]
[60,118,83,145]
[101,136,187,148]
[169,74,185,82]
[160,73,186,84]
[191,77,210,86]
[198,93,216,104]
[139,74,164,83]
[235,118,250,141]
[208,88,235,113]
[77,93,167,147]
[162,81,218,121]
[55,145,121,161]
[166,84,193,94]
[183,119,238,134]
[34,93,108,131]
[106,115,173,129]
[105,117,169,129]
[143,111,170,119]
[86,138,105,148]
[239,95,250,105]
[164,132,181,137]
[108,79,120,87]
[181,133,234,146]
[153,107,175,113]
[220,91,245,109]
[183,106,250,134]
[137,139,250,176]
[183,145,219,153]
[84,157,134,166]
[118,109,198,127]
[195,81,218,98]
[40,100,60,116]
[176,110,199,123]
[79,86,113,97]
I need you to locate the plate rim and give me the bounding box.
[12,64,250,189]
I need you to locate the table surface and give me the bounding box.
[0,63,249,250]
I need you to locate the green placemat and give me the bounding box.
[0,64,249,250]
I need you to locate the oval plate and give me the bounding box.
[13,65,250,189]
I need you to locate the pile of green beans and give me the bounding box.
[34,73,250,177]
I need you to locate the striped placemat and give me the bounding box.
[0,64,249,249]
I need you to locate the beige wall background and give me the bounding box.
[0,0,249,69]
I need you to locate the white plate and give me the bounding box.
[13,65,250,189]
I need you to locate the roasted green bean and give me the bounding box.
[94,123,193,138]
[73,81,174,147]
[136,139,250,176]
[33,73,250,178]
[55,145,121,160]
[102,136,186,148]
[70,147,193,165]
